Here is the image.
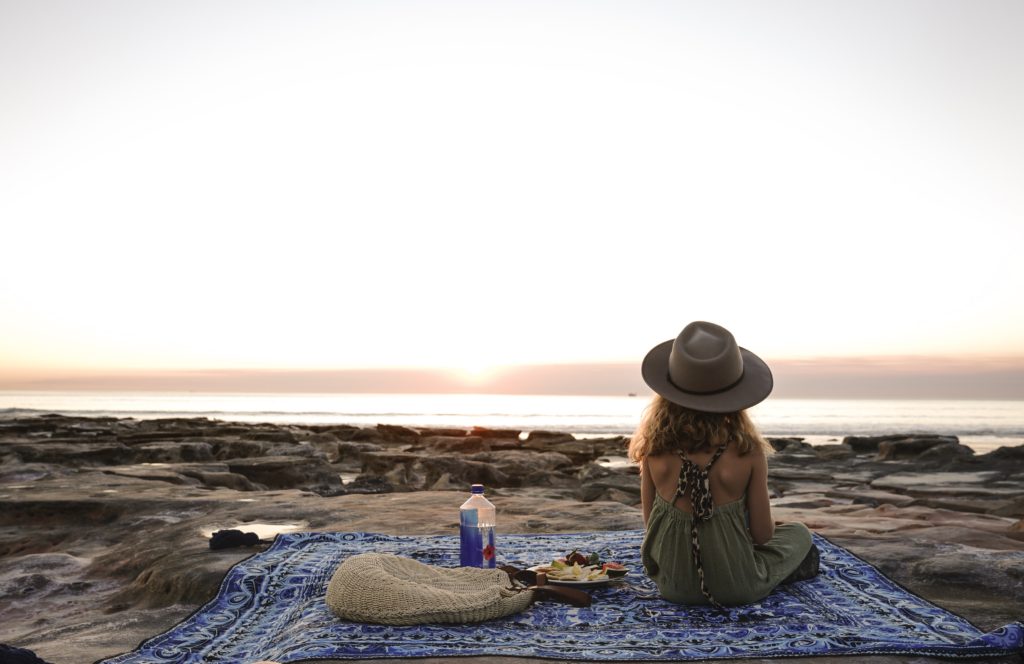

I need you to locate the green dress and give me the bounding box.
[641,448,813,607]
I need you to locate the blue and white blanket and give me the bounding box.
[100,531,1024,662]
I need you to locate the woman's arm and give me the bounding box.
[640,457,655,527]
[746,448,775,545]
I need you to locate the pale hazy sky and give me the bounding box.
[1,1,1022,390]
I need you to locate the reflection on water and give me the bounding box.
[596,455,632,471]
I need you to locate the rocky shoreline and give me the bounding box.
[1,414,1022,664]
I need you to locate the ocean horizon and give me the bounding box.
[2,390,1022,454]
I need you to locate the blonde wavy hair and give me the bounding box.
[627,395,771,463]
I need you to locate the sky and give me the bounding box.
[1,1,1023,396]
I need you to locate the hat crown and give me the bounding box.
[668,321,744,394]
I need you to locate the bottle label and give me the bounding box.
[460,508,496,568]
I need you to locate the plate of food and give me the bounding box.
[529,549,628,589]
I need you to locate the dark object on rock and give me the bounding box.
[209,529,260,550]
[0,644,54,664]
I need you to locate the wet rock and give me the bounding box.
[825,486,915,507]
[600,488,641,506]
[2,442,134,467]
[769,467,836,482]
[467,450,574,478]
[102,465,201,486]
[773,495,836,509]
[871,471,1019,497]
[116,430,197,444]
[0,463,64,484]
[915,442,975,465]
[911,496,1020,515]
[360,451,423,477]
[405,456,506,489]
[777,440,816,455]
[226,456,342,493]
[523,431,577,445]
[376,424,420,442]
[266,442,322,458]
[132,442,214,463]
[208,439,268,460]
[415,427,468,437]
[428,472,461,491]
[842,435,891,454]
[304,432,340,445]
[877,436,960,461]
[577,462,613,483]
[587,436,630,456]
[589,472,640,495]
[310,424,363,440]
[344,427,383,442]
[420,435,485,454]
[814,444,854,461]
[774,481,838,497]
[983,445,1024,461]
[344,474,394,494]
[335,441,385,468]
[767,437,806,452]
[245,430,297,444]
[521,439,599,464]
[468,426,521,439]
[180,469,261,492]
[992,496,1024,518]
[909,546,1024,595]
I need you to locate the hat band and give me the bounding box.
[667,369,746,396]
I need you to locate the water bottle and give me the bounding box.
[460,484,496,568]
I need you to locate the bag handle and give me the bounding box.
[500,565,592,608]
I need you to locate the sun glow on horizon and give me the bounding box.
[1,1,1023,380]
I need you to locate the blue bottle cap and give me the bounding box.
[471,484,484,494]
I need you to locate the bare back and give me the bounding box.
[645,443,752,512]
[641,440,775,544]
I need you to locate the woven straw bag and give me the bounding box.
[327,553,584,625]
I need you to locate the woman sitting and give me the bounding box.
[629,321,818,608]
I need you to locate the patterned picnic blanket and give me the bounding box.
[100,531,1024,662]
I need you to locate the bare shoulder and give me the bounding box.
[644,451,680,482]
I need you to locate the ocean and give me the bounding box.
[2,391,1023,453]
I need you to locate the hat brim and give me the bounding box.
[641,339,774,413]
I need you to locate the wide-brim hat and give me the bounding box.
[641,321,773,413]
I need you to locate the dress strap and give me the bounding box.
[675,444,728,522]
[675,444,728,610]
